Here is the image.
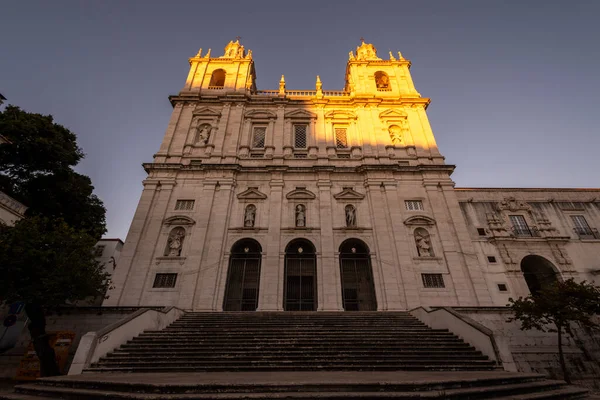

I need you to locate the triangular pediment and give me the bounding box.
[379,109,408,120]
[324,110,357,120]
[286,187,316,200]
[164,215,196,226]
[284,109,317,120]
[404,215,436,226]
[192,107,221,117]
[237,187,268,200]
[244,110,277,120]
[333,187,365,200]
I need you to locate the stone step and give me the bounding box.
[110,349,483,356]
[118,344,477,351]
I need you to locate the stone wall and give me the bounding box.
[0,307,151,379]
[454,307,600,381]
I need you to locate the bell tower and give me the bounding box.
[345,40,420,98]
[181,39,256,95]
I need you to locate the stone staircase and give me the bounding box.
[0,311,589,399]
[87,311,497,372]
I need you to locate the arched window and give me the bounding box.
[414,228,433,257]
[223,239,262,311]
[284,239,317,311]
[209,69,226,88]
[520,255,560,296]
[374,71,390,91]
[164,227,185,257]
[339,239,377,311]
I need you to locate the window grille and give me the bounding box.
[487,256,497,263]
[153,273,177,288]
[94,245,105,257]
[175,200,195,211]
[422,273,445,288]
[294,125,307,149]
[252,127,266,148]
[477,228,487,236]
[335,128,348,149]
[497,283,508,292]
[405,200,424,211]
[509,215,531,236]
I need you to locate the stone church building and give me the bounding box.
[104,39,600,313]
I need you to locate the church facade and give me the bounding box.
[105,40,600,312]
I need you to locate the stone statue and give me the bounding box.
[345,205,357,228]
[296,204,306,227]
[244,205,256,227]
[376,72,390,90]
[388,125,402,145]
[348,51,355,61]
[166,228,185,257]
[415,231,432,257]
[197,125,211,145]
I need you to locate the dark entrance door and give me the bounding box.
[339,239,377,311]
[223,239,262,311]
[284,239,317,311]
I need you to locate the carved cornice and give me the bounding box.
[284,109,317,120]
[404,215,436,226]
[324,110,357,121]
[379,109,408,121]
[237,187,268,200]
[244,109,277,120]
[192,107,221,117]
[333,187,365,200]
[164,215,196,226]
[286,187,316,200]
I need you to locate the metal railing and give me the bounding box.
[511,226,541,238]
[206,86,224,90]
[574,227,600,240]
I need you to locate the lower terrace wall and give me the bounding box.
[454,307,600,382]
[0,307,158,379]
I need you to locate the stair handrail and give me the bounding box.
[409,306,516,372]
[68,306,185,375]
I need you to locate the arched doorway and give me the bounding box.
[284,239,317,311]
[520,255,560,296]
[223,239,262,311]
[339,239,377,311]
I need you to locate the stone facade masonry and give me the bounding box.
[104,40,600,313]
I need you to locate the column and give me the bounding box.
[120,179,176,306]
[258,176,284,310]
[194,179,236,310]
[317,176,342,310]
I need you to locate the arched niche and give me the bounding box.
[209,69,226,88]
[520,255,560,296]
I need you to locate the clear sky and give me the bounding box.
[1,0,599,240]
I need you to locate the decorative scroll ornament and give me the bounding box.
[496,197,532,213]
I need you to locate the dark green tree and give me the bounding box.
[0,106,108,376]
[508,279,600,384]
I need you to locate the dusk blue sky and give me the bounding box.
[2,1,599,240]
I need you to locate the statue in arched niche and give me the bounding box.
[196,124,211,145]
[345,205,357,228]
[165,227,186,257]
[244,204,256,227]
[414,228,433,257]
[388,125,403,145]
[296,204,306,227]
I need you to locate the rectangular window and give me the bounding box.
[477,228,487,236]
[571,215,595,238]
[175,200,195,211]
[294,124,307,149]
[422,273,445,288]
[509,215,531,236]
[487,256,497,263]
[251,126,266,149]
[335,128,348,149]
[405,200,424,211]
[153,273,177,288]
[497,283,508,292]
[94,245,105,257]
